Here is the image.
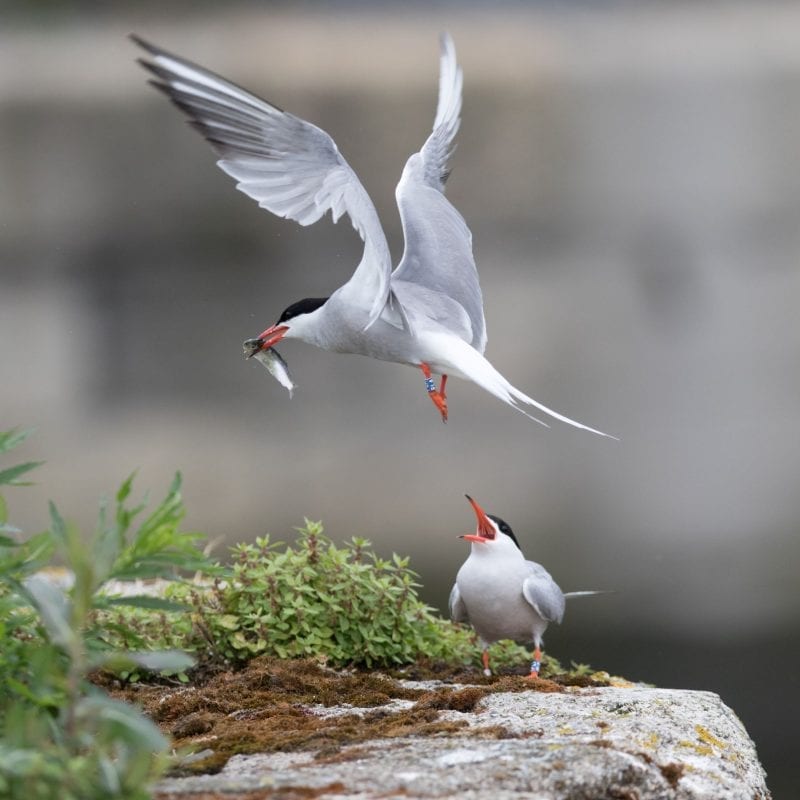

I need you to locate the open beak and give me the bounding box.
[461,494,495,543]
[245,324,289,358]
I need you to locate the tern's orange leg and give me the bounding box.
[526,645,543,679]
[482,648,492,677]
[419,363,448,423]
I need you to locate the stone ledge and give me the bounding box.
[155,685,770,799]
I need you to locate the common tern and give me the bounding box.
[133,34,612,436]
[450,495,601,678]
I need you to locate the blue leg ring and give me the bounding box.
[424,377,436,393]
[531,659,541,674]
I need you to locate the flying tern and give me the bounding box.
[133,33,612,436]
[450,495,602,678]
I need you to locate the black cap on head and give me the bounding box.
[276,297,329,325]
[487,514,521,551]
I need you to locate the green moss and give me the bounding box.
[110,656,592,774]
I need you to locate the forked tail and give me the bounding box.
[506,382,617,439]
[432,333,617,438]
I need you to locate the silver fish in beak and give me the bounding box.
[243,338,297,397]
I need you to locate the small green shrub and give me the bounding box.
[0,428,212,800]
[212,524,464,665]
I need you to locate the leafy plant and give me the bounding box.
[0,428,210,800]
[215,524,457,665]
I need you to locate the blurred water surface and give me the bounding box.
[2,4,799,796]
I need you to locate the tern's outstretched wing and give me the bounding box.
[392,33,487,352]
[449,583,470,624]
[133,35,396,329]
[521,563,565,624]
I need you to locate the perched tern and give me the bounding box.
[450,495,601,678]
[133,34,612,436]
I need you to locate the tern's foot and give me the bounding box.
[429,390,448,423]
[481,648,491,677]
[420,364,448,423]
[526,650,542,679]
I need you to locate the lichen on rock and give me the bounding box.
[136,660,769,799]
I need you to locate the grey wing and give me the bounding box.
[521,562,565,624]
[391,280,473,343]
[391,33,487,352]
[449,582,470,624]
[133,36,394,328]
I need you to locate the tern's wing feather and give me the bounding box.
[449,583,470,624]
[132,35,395,328]
[391,280,473,343]
[392,33,487,352]
[522,563,565,624]
[421,31,462,193]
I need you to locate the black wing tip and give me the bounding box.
[130,34,208,85]
[130,33,161,57]
[138,59,182,85]
[145,77,173,98]
[130,33,183,67]
[131,36,287,118]
[137,58,162,80]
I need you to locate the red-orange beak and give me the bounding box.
[461,494,496,543]
[248,324,289,355]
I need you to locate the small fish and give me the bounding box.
[243,338,297,397]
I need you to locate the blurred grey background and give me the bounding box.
[2,2,799,795]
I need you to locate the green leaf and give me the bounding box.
[4,677,61,709]
[0,461,44,487]
[116,471,137,505]
[90,649,194,674]
[93,524,123,589]
[0,427,35,455]
[97,620,150,649]
[48,501,68,546]
[11,530,56,575]
[100,595,189,612]
[23,574,76,650]
[217,614,240,630]
[76,694,169,751]
[128,650,194,672]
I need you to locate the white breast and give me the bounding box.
[455,554,541,644]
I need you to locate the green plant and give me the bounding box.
[0,428,212,800]
[216,523,459,665]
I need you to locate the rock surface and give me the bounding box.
[155,683,770,799]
